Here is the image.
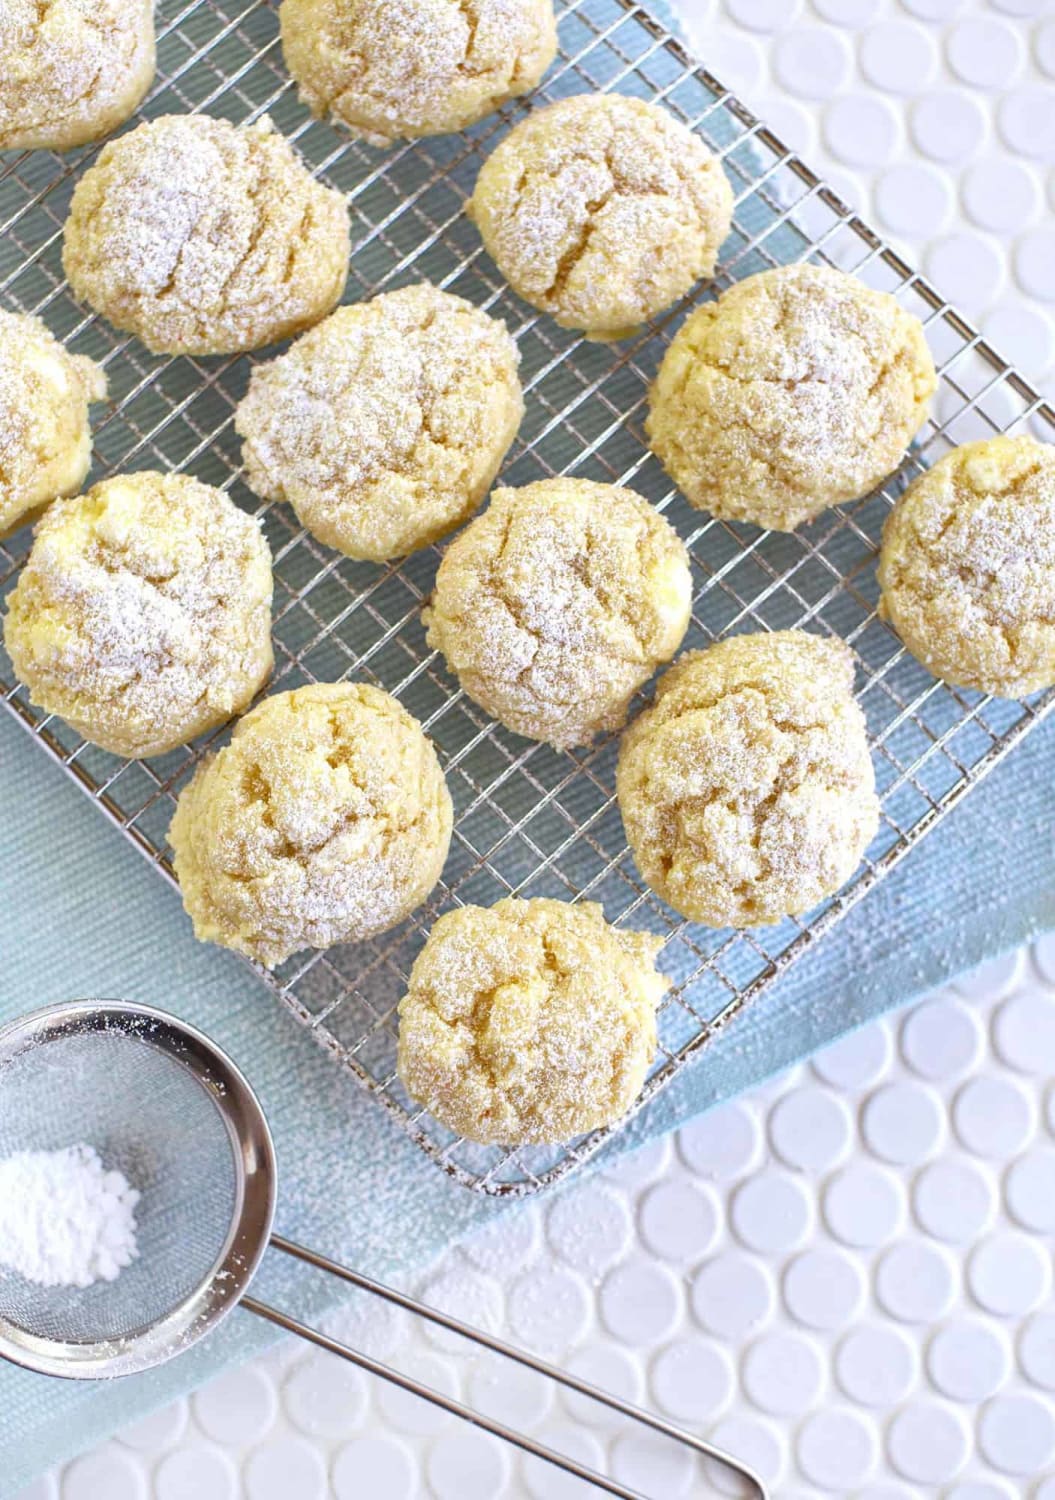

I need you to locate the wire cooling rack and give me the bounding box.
[2,0,1054,1196]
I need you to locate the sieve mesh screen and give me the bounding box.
[0,1025,237,1345]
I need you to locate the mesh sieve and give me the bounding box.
[0,1001,768,1495]
[0,1002,275,1378]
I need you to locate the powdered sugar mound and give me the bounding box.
[0,1144,139,1289]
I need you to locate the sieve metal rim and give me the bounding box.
[0,999,277,1381]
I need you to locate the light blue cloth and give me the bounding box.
[3,698,1054,1493]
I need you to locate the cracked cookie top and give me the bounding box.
[647,263,937,532]
[0,309,106,538]
[62,114,350,356]
[168,682,453,967]
[424,477,692,747]
[234,284,524,562]
[878,435,1055,699]
[396,897,667,1144]
[467,92,733,339]
[0,0,155,152]
[280,0,557,146]
[4,472,274,758]
[616,631,879,928]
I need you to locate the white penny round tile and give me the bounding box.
[875,162,954,239]
[913,1157,996,1242]
[611,1432,694,1499]
[962,161,1042,235]
[928,1321,1012,1402]
[1018,1312,1055,1391]
[420,1269,502,1353]
[600,1260,681,1346]
[823,1162,906,1247]
[900,995,984,1080]
[283,1355,367,1440]
[731,1170,813,1254]
[191,1367,277,1447]
[117,1406,189,1453]
[677,1100,761,1181]
[862,1081,945,1164]
[1014,226,1055,302]
[782,1247,866,1330]
[462,1210,539,1275]
[1004,1148,1055,1232]
[887,1402,970,1485]
[998,87,1055,163]
[508,1268,590,1357]
[62,1448,145,1500]
[835,1326,917,1407]
[468,1355,553,1431]
[812,1023,892,1090]
[812,0,880,19]
[562,1344,643,1427]
[692,1253,775,1341]
[946,1485,1018,1500]
[900,0,967,15]
[638,1179,720,1265]
[823,94,901,167]
[978,1393,1055,1475]
[547,1184,632,1278]
[768,1088,852,1172]
[875,1242,957,1323]
[521,1426,605,1500]
[427,1429,509,1500]
[741,1331,825,1417]
[771,26,852,99]
[911,90,987,163]
[924,233,1006,316]
[860,20,938,93]
[650,1339,735,1423]
[1038,18,1055,78]
[953,1075,1036,1159]
[993,988,1055,1075]
[154,1448,236,1500]
[954,951,1026,1001]
[982,303,1055,382]
[968,1233,1052,1317]
[332,1437,416,1500]
[706,1416,786,1498]
[796,1408,878,1491]
[945,16,1024,88]
[760,98,817,158]
[376,1354,459,1436]
[243,1438,327,1500]
[724,0,801,29]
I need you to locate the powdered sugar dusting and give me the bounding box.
[0,0,154,151]
[468,92,733,337]
[168,682,453,968]
[235,284,523,562]
[62,114,349,356]
[4,472,273,758]
[647,262,937,531]
[280,0,557,145]
[425,477,691,747]
[617,631,880,929]
[396,897,668,1145]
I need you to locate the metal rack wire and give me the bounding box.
[3,0,1054,1196]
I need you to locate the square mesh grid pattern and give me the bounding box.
[2,0,1054,1195]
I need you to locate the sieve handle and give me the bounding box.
[240,1233,768,1499]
